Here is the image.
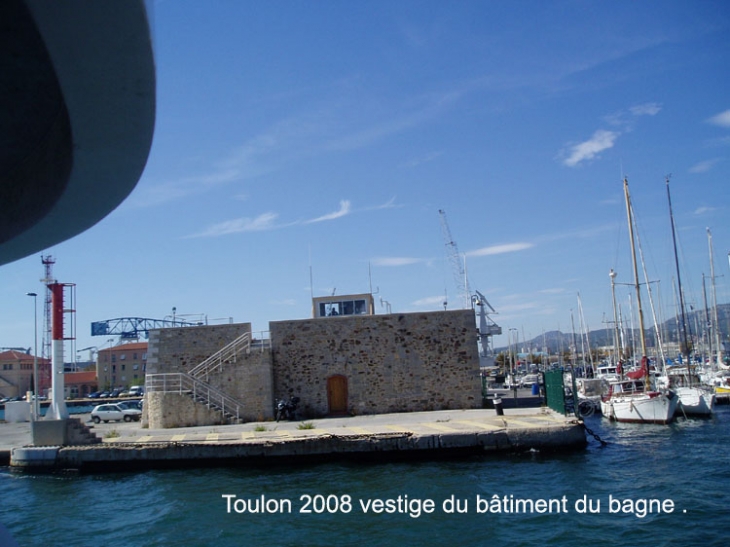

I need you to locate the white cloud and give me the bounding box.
[539,288,566,294]
[187,212,279,238]
[371,257,423,267]
[306,200,352,223]
[401,151,444,168]
[629,102,662,116]
[694,206,716,215]
[688,159,720,173]
[707,110,730,128]
[562,130,619,167]
[467,242,534,257]
[367,196,399,211]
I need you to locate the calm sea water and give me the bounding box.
[2,407,729,547]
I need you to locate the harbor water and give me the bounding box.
[1,407,729,547]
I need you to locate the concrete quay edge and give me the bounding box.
[2,408,587,472]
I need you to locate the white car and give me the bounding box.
[91,403,142,423]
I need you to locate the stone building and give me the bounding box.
[96,342,148,391]
[0,350,49,399]
[145,304,481,428]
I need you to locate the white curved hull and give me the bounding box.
[600,391,678,424]
[674,386,715,416]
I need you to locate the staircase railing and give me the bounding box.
[146,372,242,422]
[188,332,251,380]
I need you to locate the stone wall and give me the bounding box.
[145,311,482,427]
[146,392,226,429]
[146,323,252,375]
[146,323,275,425]
[270,309,481,418]
[193,348,275,422]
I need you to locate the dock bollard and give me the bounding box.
[493,397,504,416]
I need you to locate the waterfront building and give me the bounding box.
[145,295,481,427]
[0,350,49,399]
[96,342,148,392]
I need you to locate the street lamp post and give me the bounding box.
[26,292,39,420]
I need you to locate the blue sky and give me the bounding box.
[2,0,730,360]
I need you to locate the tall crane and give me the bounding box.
[438,210,502,366]
[473,290,502,365]
[438,209,470,309]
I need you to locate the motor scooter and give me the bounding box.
[275,395,300,422]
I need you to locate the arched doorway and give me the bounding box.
[327,375,348,416]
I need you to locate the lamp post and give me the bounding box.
[26,292,39,420]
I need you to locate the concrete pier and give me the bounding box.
[2,408,586,472]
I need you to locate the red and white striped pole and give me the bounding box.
[47,283,69,420]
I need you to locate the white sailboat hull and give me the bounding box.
[600,391,678,424]
[674,386,715,416]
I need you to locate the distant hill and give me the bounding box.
[494,303,730,355]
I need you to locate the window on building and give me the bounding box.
[319,299,369,317]
[120,354,126,360]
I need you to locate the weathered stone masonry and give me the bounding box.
[145,323,275,426]
[146,309,481,426]
[270,309,481,418]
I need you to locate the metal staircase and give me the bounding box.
[146,373,242,423]
[146,331,269,423]
[188,332,251,381]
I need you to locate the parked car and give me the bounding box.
[116,400,143,411]
[91,403,142,423]
[128,386,145,397]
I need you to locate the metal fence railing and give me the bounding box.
[146,372,241,422]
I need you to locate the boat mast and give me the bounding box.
[622,178,648,370]
[707,228,723,368]
[609,269,622,365]
[702,274,713,364]
[665,176,692,371]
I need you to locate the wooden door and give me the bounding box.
[327,375,348,415]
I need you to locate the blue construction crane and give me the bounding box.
[91,317,201,339]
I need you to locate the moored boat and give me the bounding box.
[600,378,678,424]
[657,366,715,416]
[600,178,677,424]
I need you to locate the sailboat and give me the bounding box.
[600,178,678,424]
[657,178,714,416]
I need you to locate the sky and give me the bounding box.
[2,0,730,361]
